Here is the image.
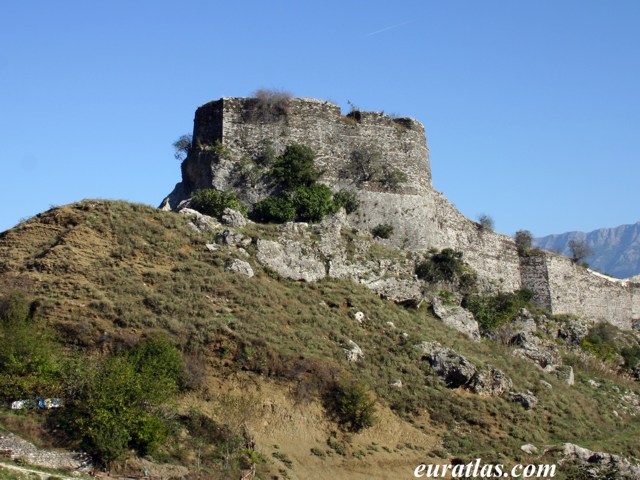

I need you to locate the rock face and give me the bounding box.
[225,259,254,277]
[510,391,538,410]
[161,96,640,331]
[561,443,640,479]
[431,297,481,340]
[418,342,511,396]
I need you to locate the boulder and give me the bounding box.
[521,444,538,454]
[179,208,220,232]
[417,342,477,388]
[557,317,589,345]
[216,229,252,248]
[561,443,640,479]
[256,239,326,282]
[468,365,513,396]
[344,340,364,362]
[220,208,248,228]
[353,311,365,323]
[225,259,254,277]
[510,332,561,369]
[510,391,538,410]
[431,297,481,341]
[551,365,575,386]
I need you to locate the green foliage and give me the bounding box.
[514,230,533,255]
[292,184,337,222]
[0,293,60,399]
[253,196,296,223]
[415,248,476,292]
[68,337,183,466]
[371,223,394,239]
[333,189,360,214]
[190,189,247,219]
[463,289,533,332]
[328,380,376,432]
[580,323,619,362]
[271,144,320,190]
[210,139,231,159]
[621,346,640,370]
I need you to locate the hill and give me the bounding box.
[535,222,640,279]
[1,200,640,479]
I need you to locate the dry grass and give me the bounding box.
[1,199,639,478]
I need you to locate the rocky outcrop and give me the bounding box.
[163,96,640,332]
[220,208,248,228]
[225,259,254,277]
[431,297,480,341]
[510,391,538,410]
[560,443,640,479]
[417,342,511,396]
[179,208,220,233]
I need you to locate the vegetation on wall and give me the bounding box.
[253,143,358,224]
[343,145,408,192]
[462,289,533,332]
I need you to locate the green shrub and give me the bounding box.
[514,230,533,255]
[190,189,247,219]
[293,184,337,222]
[415,248,474,290]
[172,134,192,161]
[371,223,394,239]
[621,346,640,370]
[68,338,183,466]
[328,380,376,432]
[580,323,619,362]
[333,189,360,214]
[253,196,296,223]
[462,289,533,332]
[0,293,61,399]
[271,144,320,190]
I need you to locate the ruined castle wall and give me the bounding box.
[170,97,640,328]
[520,254,552,311]
[192,97,431,194]
[542,255,636,329]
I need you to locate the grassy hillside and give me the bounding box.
[0,200,639,479]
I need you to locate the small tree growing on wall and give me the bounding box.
[173,134,192,161]
[514,230,533,255]
[568,239,593,265]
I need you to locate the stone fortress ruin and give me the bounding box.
[162,96,640,331]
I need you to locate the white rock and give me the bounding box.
[521,444,538,454]
[353,311,365,323]
[344,340,364,362]
[225,259,254,277]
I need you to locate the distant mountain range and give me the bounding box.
[534,221,640,279]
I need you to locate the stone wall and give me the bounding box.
[161,96,639,329]
[522,253,640,330]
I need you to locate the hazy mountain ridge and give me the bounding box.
[535,221,640,279]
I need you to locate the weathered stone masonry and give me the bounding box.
[162,97,640,330]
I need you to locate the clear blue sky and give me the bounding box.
[2,1,639,237]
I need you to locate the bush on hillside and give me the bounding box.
[292,184,337,222]
[415,248,476,292]
[462,289,533,332]
[327,380,376,432]
[253,196,296,223]
[371,223,394,239]
[190,189,247,219]
[68,337,183,466]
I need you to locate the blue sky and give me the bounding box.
[1,1,639,236]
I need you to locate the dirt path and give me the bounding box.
[0,460,81,479]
